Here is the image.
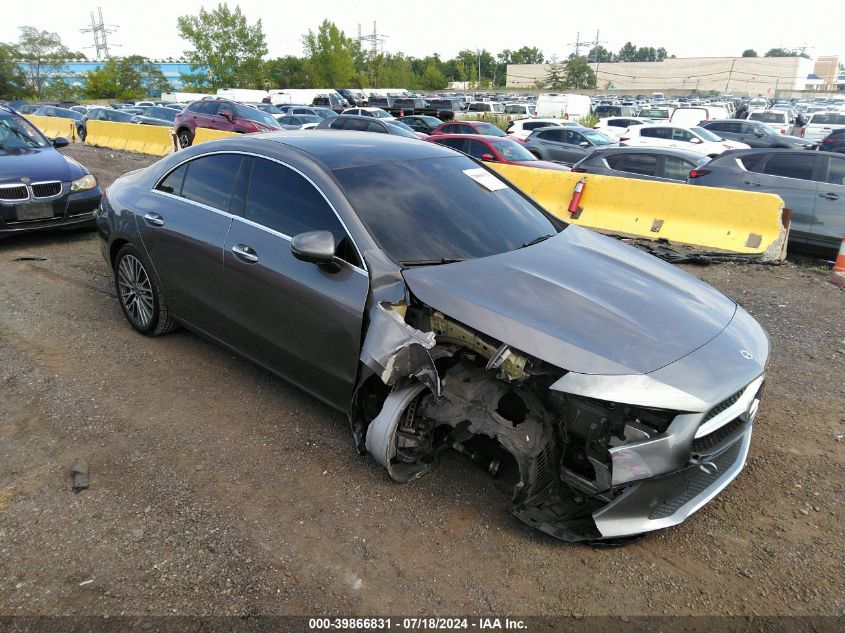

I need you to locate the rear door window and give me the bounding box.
[180,154,245,211]
[762,153,817,181]
[663,155,697,180]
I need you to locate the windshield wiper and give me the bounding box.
[519,234,555,249]
[399,258,466,267]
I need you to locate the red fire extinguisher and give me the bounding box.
[568,177,586,219]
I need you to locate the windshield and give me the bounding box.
[749,112,786,124]
[333,156,560,264]
[146,107,177,121]
[491,139,536,162]
[235,104,282,128]
[385,120,419,138]
[371,109,392,118]
[297,115,322,124]
[312,108,338,119]
[582,129,614,145]
[258,104,283,114]
[0,114,50,149]
[810,113,845,125]
[639,108,670,118]
[475,122,506,137]
[691,127,721,142]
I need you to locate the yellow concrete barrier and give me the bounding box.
[25,115,76,140]
[490,163,788,260]
[192,128,238,145]
[84,120,173,156]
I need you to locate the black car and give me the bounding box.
[688,148,845,256]
[133,106,179,127]
[315,115,419,138]
[78,108,136,141]
[398,115,442,135]
[571,146,708,182]
[818,128,845,153]
[0,105,101,236]
[97,132,769,543]
[699,119,813,149]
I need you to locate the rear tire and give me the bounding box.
[113,244,176,336]
[177,128,193,149]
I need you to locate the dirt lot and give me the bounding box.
[1,144,844,618]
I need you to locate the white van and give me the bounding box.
[216,88,270,103]
[670,107,709,127]
[535,93,591,120]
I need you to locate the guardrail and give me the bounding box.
[490,163,789,262]
[24,115,77,141]
[85,120,173,156]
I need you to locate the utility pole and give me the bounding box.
[477,49,482,88]
[725,58,736,92]
[593,29,602,86]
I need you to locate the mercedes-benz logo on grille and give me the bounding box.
[20,177,31,183]
[740,350,753,360]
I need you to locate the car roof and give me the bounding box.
[587,146,705,160]
[431,134,512,141]
[250,130,454,169]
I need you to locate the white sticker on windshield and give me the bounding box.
[463,168,507,192]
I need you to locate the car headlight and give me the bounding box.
[70,174,97,192]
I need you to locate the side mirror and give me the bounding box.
[290,230,341,271]
[480,153,496,162]
[219,109,234,121]
[754,130,764,137]
[689,137,702,144]
[52,137,70,148]
[579,141,590,147]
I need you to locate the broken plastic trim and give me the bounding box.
[359,301,440,397]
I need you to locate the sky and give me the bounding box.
[2,0,844,63]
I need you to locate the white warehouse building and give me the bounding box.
[507,56,819,95]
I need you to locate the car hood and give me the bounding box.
[0,147,81,184]
[402,226,737,375]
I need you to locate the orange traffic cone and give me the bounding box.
[832,234,845,288]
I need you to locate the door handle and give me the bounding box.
[143,212,165,227]
[743,181,762,187]
[819,192,840,200]
[231,244,258,263]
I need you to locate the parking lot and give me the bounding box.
[0,143,843,618]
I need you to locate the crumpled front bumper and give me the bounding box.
[593,421,753,539]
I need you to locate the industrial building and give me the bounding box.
[507,56,843,95]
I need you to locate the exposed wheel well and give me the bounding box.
[109,238,129,268]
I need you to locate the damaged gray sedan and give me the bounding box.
[98,131,770,542]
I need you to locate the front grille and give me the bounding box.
[692,417,746,454]
[701,388,744,423]
[31,182,61,198]
[0,185,29,201]
[649,438,743,520]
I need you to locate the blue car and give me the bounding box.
[0,104,101,237]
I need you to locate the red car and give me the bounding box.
[427,134,571,171]
[430,120,509,138]
[174,99,282,148]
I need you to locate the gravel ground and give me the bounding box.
[0,144,843,618]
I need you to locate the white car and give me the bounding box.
[799,111,845,144]
[593,117,651,140]
[504,103,536,117]
[342,107,394,119]
[619,124,749,157]
[747,110,793,135]
[506,117,581,141]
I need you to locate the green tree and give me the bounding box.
[16,27,82,97]
[764,48,810,59]
[302,20,359,86]
[265,56,313,89]
[177,3,267,89]
[544,57,565,90]
[83,56,171,100]
[742,49,758,57]
[617,42,638,62]
[0,43,28,99]
[586,45,614,63]
[563,56,596,89]
[420,61,446,90]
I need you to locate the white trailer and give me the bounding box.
[216,88,270,103]
[160,91,211,104]
[535,93,592,120]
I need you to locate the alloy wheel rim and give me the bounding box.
[179,132,190,147]
[117,254,154,327]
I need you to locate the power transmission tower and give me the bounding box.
[80,7,118,60]
[566,32,582,58]
[357,21,387,56]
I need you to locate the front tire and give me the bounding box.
[177,128,193,149]
[114,244,176,336]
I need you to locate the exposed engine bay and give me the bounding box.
[355,301,713,543]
